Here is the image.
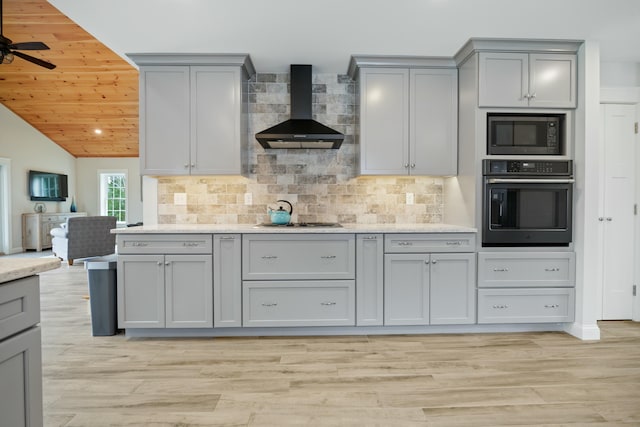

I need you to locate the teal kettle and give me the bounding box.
[268,200,293,225]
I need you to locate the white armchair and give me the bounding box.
[50,216,117,265]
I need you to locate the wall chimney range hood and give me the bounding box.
[255,64,344,149]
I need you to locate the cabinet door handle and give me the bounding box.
[492,304,509,309]
[261,302,278,307]
[261,255,278,259]
[606,217,613,221]
[321,255,337,259]
[165,261,170,266]
[410,163,416,169]
[598,217,604,221]
[493,268,509,272]
[530,92,537,99]
[404,163,409,169]
[184,164,189,169]
[320,301,336,306]
[544,304,559,309]
[157,262,162,266]
[431,260,437,264]
[545,268,560,272]
[191,163,196,168]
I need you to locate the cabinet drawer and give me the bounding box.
[478,252,575,287]
[0,276,40,341]
[384,233,475,253]
[478,288,575,323]
[242,281,355,327]
[242,234,355,280]
[117,234,212,254]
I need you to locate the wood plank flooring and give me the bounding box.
[38,263,640,426]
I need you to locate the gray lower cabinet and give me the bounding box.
[383,234,477,326]
[213,234,242,327]
[0,276,43,427]
[477,251,576,324]
[356,234,384,326]
[243,281,356,327]
[117,234,213,328]
[478,288,575,323]
[242,234,356,327]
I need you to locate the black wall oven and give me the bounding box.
[482,160,574,247]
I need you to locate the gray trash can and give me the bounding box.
[85,255,118,336]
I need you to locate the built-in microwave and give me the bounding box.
[487,113,564,155]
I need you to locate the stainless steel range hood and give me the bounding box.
[255,64,344,149]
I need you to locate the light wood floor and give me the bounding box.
[38,263,640,427]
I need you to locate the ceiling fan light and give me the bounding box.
[1,52,14,64]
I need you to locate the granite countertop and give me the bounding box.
[0,258,61,284]
[112,223,477,234]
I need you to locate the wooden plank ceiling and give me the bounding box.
[0,0,139,158]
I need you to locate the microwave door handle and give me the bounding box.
[486,178,575,184]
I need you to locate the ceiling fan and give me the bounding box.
[0,0,56,69]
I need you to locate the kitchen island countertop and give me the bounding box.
[111,223,477,234]
[0,258,61,284]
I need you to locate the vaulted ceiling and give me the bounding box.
[0,0,138,158]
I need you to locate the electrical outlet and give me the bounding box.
[406,192,414,205]
[174,193,187,205]
[244,192,252,205]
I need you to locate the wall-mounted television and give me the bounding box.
[28,170,69,201]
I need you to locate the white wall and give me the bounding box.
[601,62,640,87]
[76,158,143,223]
[0,105,77,253]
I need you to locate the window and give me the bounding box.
[99,171,127,223]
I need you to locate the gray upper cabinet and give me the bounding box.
[478,52,577,108]
[129,54,254,176]
[349,56,458,176]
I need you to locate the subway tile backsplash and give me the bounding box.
[157,72,443,225]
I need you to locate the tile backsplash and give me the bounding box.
[157,72,443,225]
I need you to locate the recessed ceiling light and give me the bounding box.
[94,129,103,135]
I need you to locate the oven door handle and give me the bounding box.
[486,178,575,184]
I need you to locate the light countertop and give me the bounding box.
[0,258,61,284]
[112,223,477,234]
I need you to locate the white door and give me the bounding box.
[600,104,636,319]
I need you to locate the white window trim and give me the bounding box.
[98,169,128,226]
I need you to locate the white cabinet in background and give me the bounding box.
[351,58,458,176]
[478,52,576,108]
[117,234,213,329]
[22,212,86,251]
[130,54,254,176]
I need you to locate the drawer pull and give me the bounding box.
[545,268,560,272]
[321,301,337,306]
[132,242,149,247]
[544,304,560,309]
[261,303,278,307]
[261,255,278,259]
[493,268,509,272]
[220,236,235,240]
[397,241,413,246]
[321,255,337,259]
[446,241,462,246]
[492,304,509,309]
[182,242,199,247]
[363,236,377,240]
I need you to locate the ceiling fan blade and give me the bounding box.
[10,41,50,50]
[12,50,56,69]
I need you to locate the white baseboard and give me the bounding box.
[564,322,601,340]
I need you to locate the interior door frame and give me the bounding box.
[600,87,640,321]
[0,158,11,255]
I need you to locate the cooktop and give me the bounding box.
[256,222,342,228]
